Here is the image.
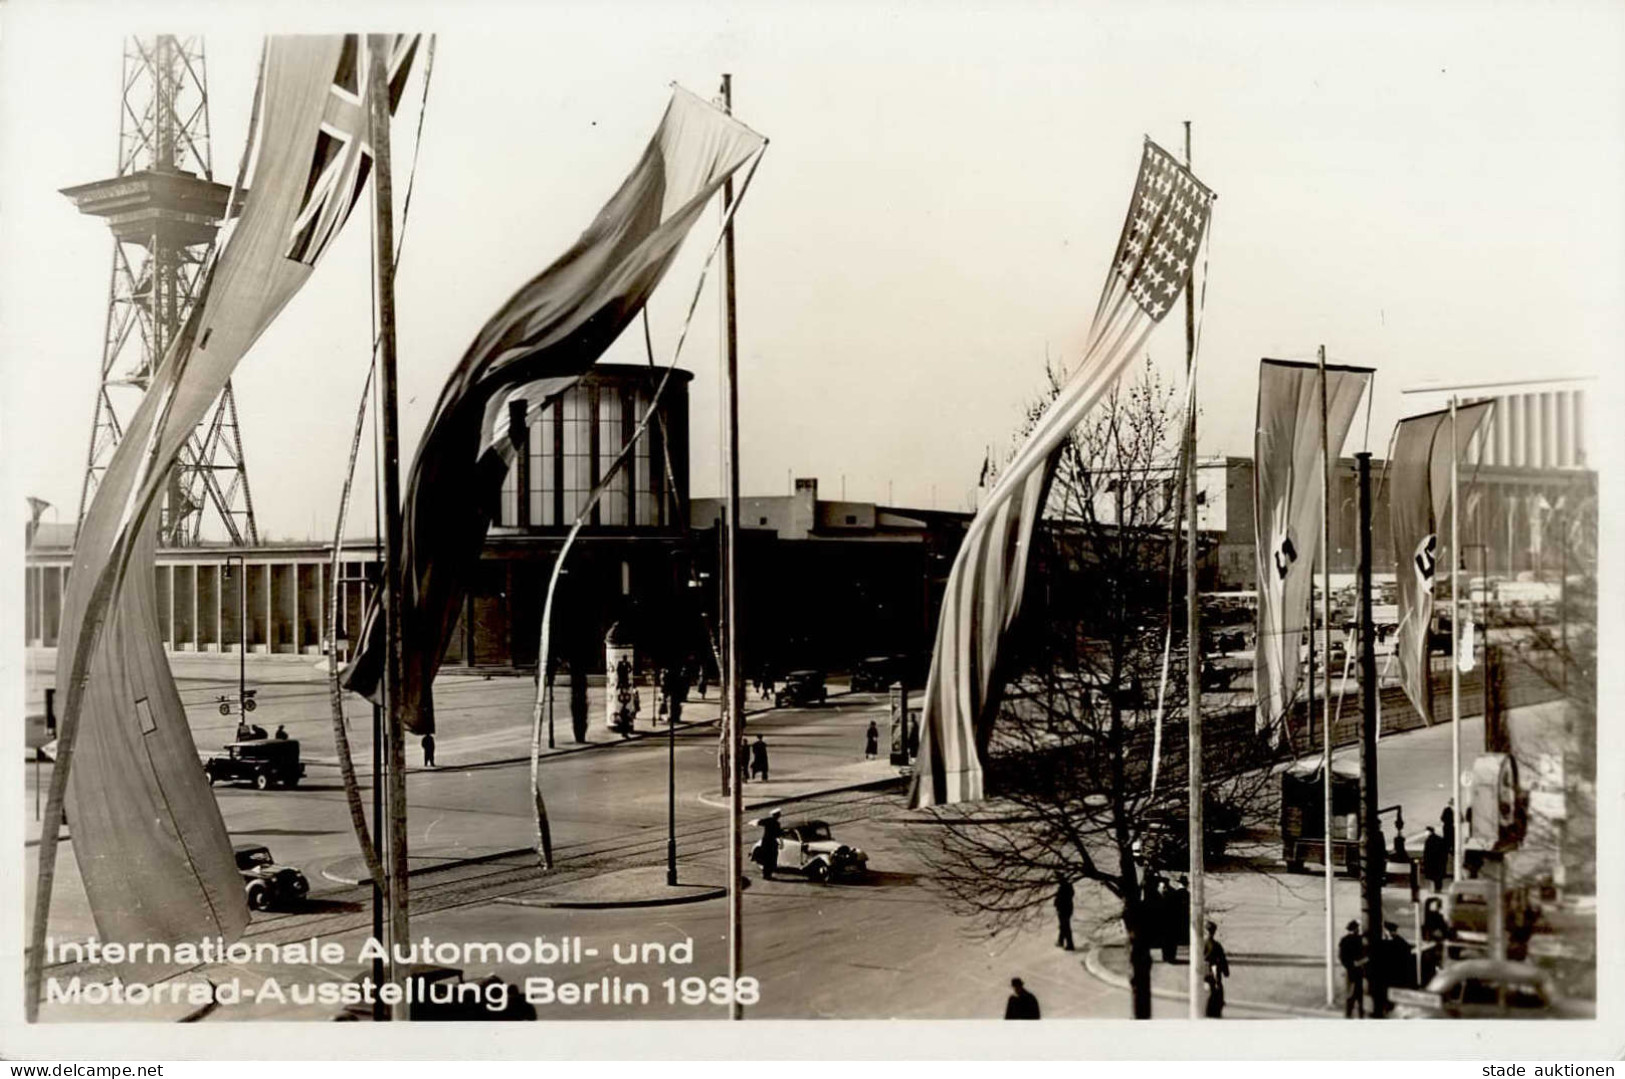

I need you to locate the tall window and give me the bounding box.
[634,388,655,526]
[599,388,628,525]
[562,388,592,522]
[530,402,556,526]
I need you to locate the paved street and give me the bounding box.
[23,651,1584,1022]
[25,655,1120,1021]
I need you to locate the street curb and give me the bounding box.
[302,716,721,773]
[694,772,906,812]
[1079,941,1335,1019]
[321,845,545,887]
[492,884,728,910]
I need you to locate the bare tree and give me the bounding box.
[912,361,1280,1018]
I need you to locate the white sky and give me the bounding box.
[2,0,1622,541]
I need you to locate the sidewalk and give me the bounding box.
[1080,698,1585,1017]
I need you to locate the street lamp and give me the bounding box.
[226,555,247,716]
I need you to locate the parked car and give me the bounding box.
[333,965,536,1022]
[204,738,305,790]
[1132,798,1244,871]
[850,655,908,693]
[775,670,828,708]
[750,818,868,883]
[1390,959,1593,1019]
[1445,878,1542,957]
[234,843,309,911]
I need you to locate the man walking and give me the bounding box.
[1339,919,1366,1018]
[1004,977,1040,1019]
[864,720,880,760]
[756,809,782,880]
[750,734,770,782]
[1203,921,1230,1018]
[421,732,435,768]
[1440,800,1455,870]
[1054,876,1075,951]
[1421,825,1447,893]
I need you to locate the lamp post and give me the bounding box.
[226,554,247,713]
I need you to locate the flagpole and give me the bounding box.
[367,36,411,1021]
[1183,121,1206,1021]
[719,72,746,1023]
[1450,394,1462,874]
[1319,343,1335,1008]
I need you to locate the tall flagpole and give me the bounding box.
[1318,343,1335,1007]
[1450,395,1463,873]
[1183,121,1206,1020]
[719,72,746,1022]
[367,36,411,1021]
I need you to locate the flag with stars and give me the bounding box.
[910,140,1215,807]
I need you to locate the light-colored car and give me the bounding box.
[1390,959,1593,1019]
[749,818,867,883]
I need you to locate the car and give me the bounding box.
[333,965,536,1022]
[749,818,868,883]
[204,738,305,790]
[774,670,828,708]
[1445,878,1542,956]
[234,843,310,911]
[1132,799,1243,871]
[1390,959,1594,1019]
[850,655,907,693]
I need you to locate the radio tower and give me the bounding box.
[61,35,258,547]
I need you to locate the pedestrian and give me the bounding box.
[421,732,436,768]
[1421,825,1447,893]
[1392,826,1409,864]
[1157,881,1178,963]
[1004,977,1041,1020]
[697,667,708,699]
[1203,921,1229,1018]
[274,724,288,740]
[1339,919,1366,1018]
[1165,876,1191,963]
[864,720,879,760]
[1382,920,1416,992]
[750,734,769,782]
[1054,876,1075,951]
[1420,898,1449,985]
[1440,800,1455,870]
[756,809,782,880]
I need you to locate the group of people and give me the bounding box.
[1337,799,1461,1017]
[235,721,286,742]
[1139,871,1193,964]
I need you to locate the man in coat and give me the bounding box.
[1054,876,1075,951]
[1339,919,1366,1018]
[1421,825,1448,893]
[1204,921,1230,1018]
[756,809,782,879]
[1004,977,1040,1019]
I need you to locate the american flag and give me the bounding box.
[285,34,419,266]
[909,139,1214,807]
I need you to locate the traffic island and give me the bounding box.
[493,865,727,909]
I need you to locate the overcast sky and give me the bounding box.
[2,0,1621,542]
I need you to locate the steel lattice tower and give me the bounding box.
[62,35,259,547]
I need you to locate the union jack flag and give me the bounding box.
[285,34,420,266]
